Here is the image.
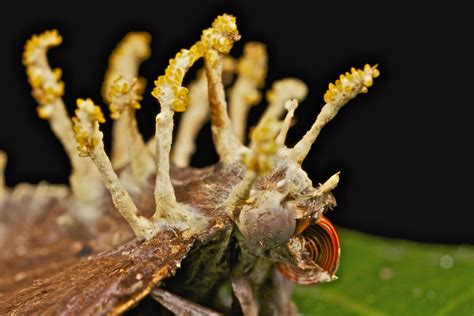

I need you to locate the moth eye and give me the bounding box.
[277,216,340,284]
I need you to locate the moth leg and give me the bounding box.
[231,275,258,316]
[260,270,298,316]
[150,287,222,316]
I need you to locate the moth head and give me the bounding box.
[233,163,341,284]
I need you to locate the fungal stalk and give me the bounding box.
[151,14,245,220]
[72,98,154,239]
[291,64,380,163]
[102,32,152,170]
[107,75,155,186]
[22,30,103,206]
[229,42,267,142]
[170,70,209,167]
[226,116,282,207]
[202,15,248,162]
[276,99,299,145]
[171,57,236,167]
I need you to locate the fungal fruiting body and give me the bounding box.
[0,14,379,315]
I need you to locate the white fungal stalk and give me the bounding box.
[291,64,380,164]
[229,42,267,143]
[102,32,152,169]
[72,98,155,239]
[23,29,103,207]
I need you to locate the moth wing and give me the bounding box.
[0,230,195,315]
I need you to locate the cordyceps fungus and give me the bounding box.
[0,13,379,315]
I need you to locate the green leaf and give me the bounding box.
[294,229,474,316]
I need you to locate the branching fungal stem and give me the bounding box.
[151,14,245,220]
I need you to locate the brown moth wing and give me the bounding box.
[0,164,224,293]
[0,189,136,294]
[0,229,195,315]
[0,163,242,314]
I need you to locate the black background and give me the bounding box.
[0,1,472,243]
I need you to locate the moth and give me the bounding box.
[0,14,379,315]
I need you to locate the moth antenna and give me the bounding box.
[291,65,380,164]
[276,99,299,145]
[72,98,154,239]
[261,78,308,121]
[102,32,151,169]
[23,30,103,205]
[226,117,282,207]
[314,172,340,197]
[203,15,249,164]
[0,151,6,201]
[151,14,244,220]
[107,76,155,186]
[229,42,267,143]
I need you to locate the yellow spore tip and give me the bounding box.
[102,32,151,101]
[152,14,240,112]
[323,64,380,103]
[108,76,142,119]
[110,32,151,65]
[243,118,282,174]
[72,98,106,157]
[237,42,267,88]
[22,29,65,119]
[202,14,240,54]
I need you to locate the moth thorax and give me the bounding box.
[237,190,296,248]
